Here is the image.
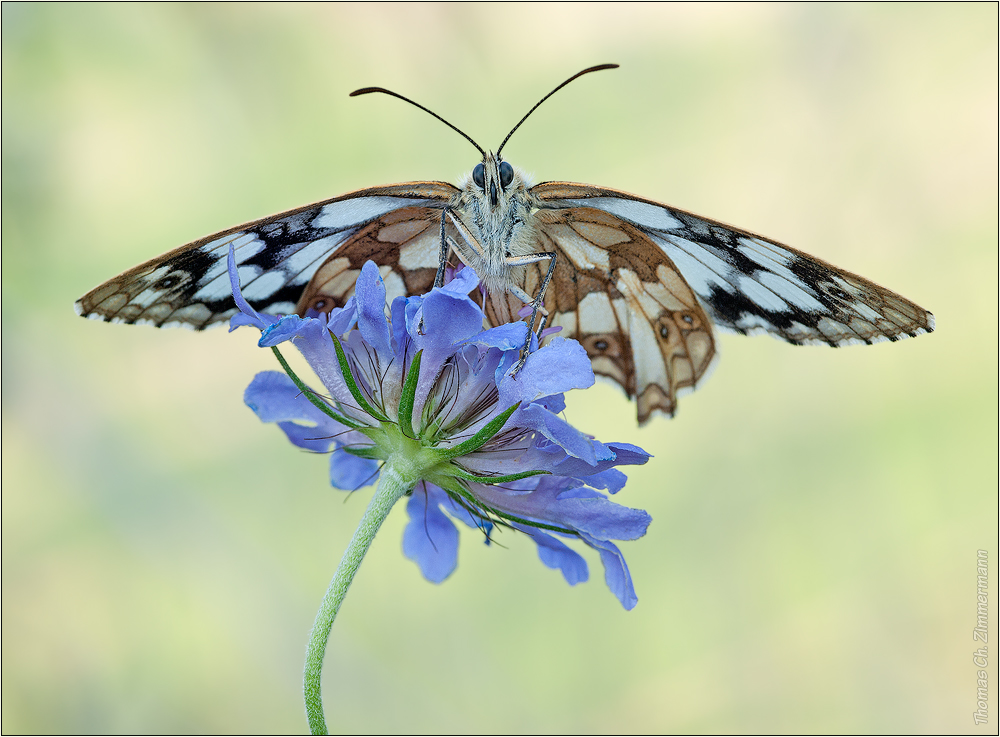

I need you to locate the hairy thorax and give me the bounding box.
[450,164,541,294]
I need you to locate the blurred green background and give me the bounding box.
[3,4,996,733]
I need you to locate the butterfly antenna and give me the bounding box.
[496,63,619,158]
[350,86,486,158]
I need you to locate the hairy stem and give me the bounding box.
[303,464,414,735]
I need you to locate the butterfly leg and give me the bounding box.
[504,250,557,374]
[433,208,451,289]
[419,207,482,334]
[443,210,554,324]
[445,211,558,369]
[440,210,557,373]
[419,207,468,334]
[434,208,491,285]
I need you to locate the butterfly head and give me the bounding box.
[458,152,535,250]
[469,152,527,210]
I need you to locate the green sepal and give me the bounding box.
[341,446,384,460]
[397,350,422,439]
[439,402,521,460]
[330,334,390,423]
[432,475,487,514]
[434,474,578,537]
[484,512,577,537]
[449,467,551,484]
[271,346,363,430]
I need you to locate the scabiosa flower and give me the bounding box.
[230,250,652,605]
[227,247,652,732]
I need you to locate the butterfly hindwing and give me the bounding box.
[533,183,935,347]
[75,183,457,329]
[485,205,717,424]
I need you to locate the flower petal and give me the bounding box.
[413,287,485,349]
[469,474,651,543]
[603,442,651,467]
[463,322,528,352]
[258,314,316,347]
[441,264,480,295]
[244,371,341,446]
[514,403,610,465]
[327,296,359,336]
[515,525,589,586]
[329,451,379,491]
[543,442,652,480]
[557,468,627,495]
[275,420,336,453]
[390,296,415,355]
[410,288,488,418]
[355,261,393,355]
[499,337,594,407]
[227,245,279,331]
[403,485,460,583]
[579,533,639,610]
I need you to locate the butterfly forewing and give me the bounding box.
[75,183,456,329]
[532,183,935,347]
[296,206,453,314]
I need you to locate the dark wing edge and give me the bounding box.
[75,182,458,330]
[533,182,935,348]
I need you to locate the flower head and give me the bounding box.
[229,250,652,608]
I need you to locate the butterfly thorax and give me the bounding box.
[450,153,540,294]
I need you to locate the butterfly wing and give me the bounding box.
[484,205,717,425]
[533,183,935,346]
[75,183,458,329]
[294,203,453,315]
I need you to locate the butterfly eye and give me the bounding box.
[473,163,485,189]
[499,161,514,188]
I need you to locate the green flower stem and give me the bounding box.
[303,462,416,735]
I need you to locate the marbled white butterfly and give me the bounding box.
[76,64,934,424]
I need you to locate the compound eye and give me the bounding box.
[472,163,485,189]
[499,161,514,188]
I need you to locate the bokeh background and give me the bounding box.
[3,4,997,734]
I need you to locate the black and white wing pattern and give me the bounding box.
[75,183,457,329]
[533,184,935,347]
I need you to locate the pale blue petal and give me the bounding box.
[499,337,593,408]
[580,533,638,610]
[227,245,279,331]
[515,403,609,464]
[463,322,528,351]
[410,289,487,416]
[258,314,314,346]
[403,485,460,583]
[573,468,628,494]
[355,261,392,355]
[275,421,335,453]
[516,525,589,585]
[244,371,338,436]
[329,451,379,491]
[390,296,412,355]
[442,264,480,295]
[326,296,358,336]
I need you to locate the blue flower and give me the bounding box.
[229,250,652,609]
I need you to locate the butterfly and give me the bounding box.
[76,64,934,425]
